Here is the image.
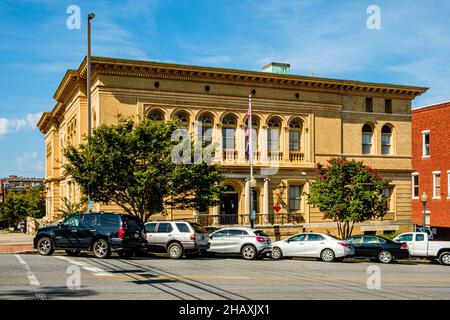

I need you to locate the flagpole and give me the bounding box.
[249,94,255,228]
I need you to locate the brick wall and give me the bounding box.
[412,102,450,228]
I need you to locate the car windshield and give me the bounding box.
[190,222,207,234]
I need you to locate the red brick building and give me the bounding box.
[412,101,450,238]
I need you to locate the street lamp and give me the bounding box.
[421,192,428,230]
[87,12,95,213]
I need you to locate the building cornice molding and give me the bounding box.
[38,56,428,134]
[89,58,427,97]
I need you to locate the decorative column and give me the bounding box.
[282,126,290,162]
[244,178,250,225]
[193,208,199,223]
[263,178,270,224]
[261,125,268,162]
[214,123,223,163]
[238,124,246,162]
[213,205,220,226]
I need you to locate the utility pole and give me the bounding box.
[249,95,255,228]
[87,12,95,213]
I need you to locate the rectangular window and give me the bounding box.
[268,128,280,152]
[385,99,392,114]
[422,131,430,156]
[289,186,301,211]
[381,134,391,155]
[433,172,441,198]
[289,131,300,152]
[362,134,372,154]
[365,98,373,112]
[222,128,235,150]
[412,173,419,198]
[382,186,394,211]
[202,127,212,147]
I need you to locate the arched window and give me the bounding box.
[148,110,164,122]
[381,125,392,155]
[174,111,190,130]
[198,113,213,146]
[362,124,374,154]
[267,118,281,156]
[289,119,302,152]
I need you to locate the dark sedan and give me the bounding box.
[345,235,409,263]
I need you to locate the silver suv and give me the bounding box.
[208,227,272,260]
[144,221,210,259]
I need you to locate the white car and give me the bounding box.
[208,227,272,260]
[271,232,355,262]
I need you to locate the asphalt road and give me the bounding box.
[1,252,450,300]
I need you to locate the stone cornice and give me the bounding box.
[84,56,428,97]
[38,56,428,133]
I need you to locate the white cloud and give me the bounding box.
[0,113,42,137]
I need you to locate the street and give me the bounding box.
[1,253,450,300]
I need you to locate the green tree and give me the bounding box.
[0,185,45,227]
[64,117,224,222]
[305,157,390,239]
[58,196,86,220]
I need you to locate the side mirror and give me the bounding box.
[285,239,290,243]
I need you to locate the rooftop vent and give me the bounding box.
[262,62,290,75]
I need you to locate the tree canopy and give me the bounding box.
[0,185,45,227]
[305,157,390,239]
[64,117,224,222]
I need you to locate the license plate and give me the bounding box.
[134,234,139,238]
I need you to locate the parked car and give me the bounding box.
[145,221,210,259]
[345,235,409,263]
[393,232,450,265]
[33,212,147,259]
[208,227,272,260]
[271,233,354,262]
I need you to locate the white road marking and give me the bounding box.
[56,256,112,276]
[14,254,47,300]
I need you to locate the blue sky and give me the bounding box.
[0,0,449,178]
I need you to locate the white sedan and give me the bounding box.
[271,232,355,262]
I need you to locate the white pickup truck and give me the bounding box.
[393,232,450,266]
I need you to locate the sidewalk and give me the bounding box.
[0,232,34,253]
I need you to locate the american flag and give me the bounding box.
[244,111,251,158]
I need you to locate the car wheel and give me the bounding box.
[37,237,54,256]
[167,243,183,259]
[241,245,257,260]
[118,251,134,259]
[320,249,335,262]
[271,247,283,260]
[378,250,393,264]
[439,252,450,266]
[92,239,111,259]
[65,249,80,256]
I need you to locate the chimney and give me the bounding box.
[262,62,290,75]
